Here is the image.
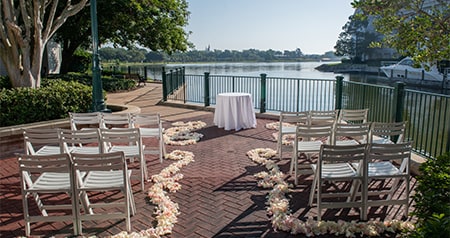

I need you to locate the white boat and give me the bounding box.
[380,57,444,81]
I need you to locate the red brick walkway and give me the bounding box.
[0,84,417,237]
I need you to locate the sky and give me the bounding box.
[185,0,355,55]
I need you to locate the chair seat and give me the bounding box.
[109,145,142,157]
[371,136,393,144]
[71,146,101,154]
[368,161,400,176]
[28,172,72,191]
[312,163,357,178]
[296,141,323,152]
[351,161,400,176]
[335,140,359,146]
[81,170,133,189]
[280,126,296,134]
[35,146,64,155]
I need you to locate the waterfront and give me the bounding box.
[141,61,447,94]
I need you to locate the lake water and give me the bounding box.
[142,61,447,94]
[157,61,343,79]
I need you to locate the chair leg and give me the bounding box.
[348,180,361,202]
[159,138,165,163]
[289,153,296,175]
[23,193,31,237]
[294,155,299,186]
[309,172,318,206]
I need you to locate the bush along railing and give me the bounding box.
[162,71,450,159]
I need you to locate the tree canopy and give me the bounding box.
[352,0,450,65]
[56,0,191,73]
[0,0,88,88]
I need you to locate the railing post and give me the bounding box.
[204,72,210,107]
[393,82,405,122]
[335,75,344,110]
[127,66,131,74]
[162,67,167,101]
[144,66,148,80]
[182,67,186,104]
[169,70,173,94]
[260,73,267,113]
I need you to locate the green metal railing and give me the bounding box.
[163,70,450,159]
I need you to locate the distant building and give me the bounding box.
[353,0,443,62]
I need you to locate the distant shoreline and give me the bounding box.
[315,63,380,74]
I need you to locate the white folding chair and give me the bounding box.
[370,121,406,144]
[100,113,132,129]
[59,128,102,154]
[290,122,334,185]
[276,111,309,159]
[364,142,412,218]
[71,152,135,234]
[18,153,77,236]
[309,144,367,220]
[332,122,371,146]
[309,110,338,125]
[338,109,369,124]
[131,113,166,163]
[99,128,146,191]
[23,128,64,155]
[69,112,101,130]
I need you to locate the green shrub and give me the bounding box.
[411,152,450,238]
[102,76,136,92]
[68,49,92,73]
[0,80,92,127]
[46,72,136,92]
[0,75,12,89]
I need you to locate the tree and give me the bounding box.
[335,15,382,62]
[56,0,191,74]
[352,0,450,66]
[0,0,88,88]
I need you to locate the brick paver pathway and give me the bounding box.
[0,84,416,237]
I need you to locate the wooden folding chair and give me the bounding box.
[309,144,367,220]
[18,153,77,236]
[71,152,135,234]
[131,113,166,163]
[99,128,146,191]
[290,122,334,185]
[276,111,309,159]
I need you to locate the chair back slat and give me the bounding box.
[309,110,338,125]
[332,122,371,145]
[101,113,132,128]
[296,122,334,141]
[338,109,368,124]
[23,128,61,155]
[69,112,101,130]
[370,121,406,144]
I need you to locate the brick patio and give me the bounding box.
[0,84,417,237]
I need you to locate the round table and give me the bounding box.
[213,92,257,131]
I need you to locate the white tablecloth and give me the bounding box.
[214,93,257,131]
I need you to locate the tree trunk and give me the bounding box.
[0,0,88,88]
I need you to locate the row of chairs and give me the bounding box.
[277,109,369,159]
[309,142,412,221]
[69,112,166,163]
[23,127,148,191]
[290,121,407,185]
[18,151,135,236]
